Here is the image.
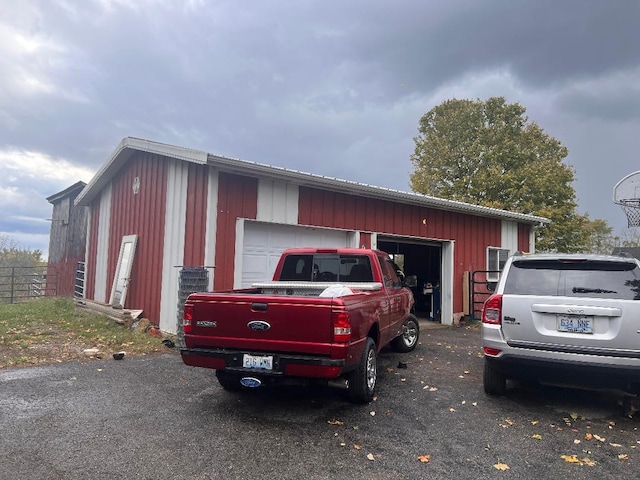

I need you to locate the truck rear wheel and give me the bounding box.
[216,370,243,392]
[348,338,377,404]
[391,315,420,353]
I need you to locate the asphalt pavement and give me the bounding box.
[1,321,638,479]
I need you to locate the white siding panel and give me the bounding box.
[159,159,189,333]
[257,179,298,224]
[236,221,350,288]
[94,183,111,302]
[501,220,518,254]
[203,168,219,290]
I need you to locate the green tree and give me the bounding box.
[409,97,592,252]
[0,234,43,267]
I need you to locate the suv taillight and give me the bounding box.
[183,304,193,334]
[332,311,351,343]
[482,294,502,325]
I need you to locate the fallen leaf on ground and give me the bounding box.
[366,453,375,461]
[370,411,376,416]
[610,443,622,447]
[449,408,456,413]
[417,455,431,463]
[494,463,510,471]
[593,434,606,442]
[472,402,478,407]
[618,454,629,461]
[532,434,542,440]
[530,420,539,425]
[561,455,582,464]
[327,419,344,425]
[561,455,596,466]
[573,439,581,444]
[354,444,362,450]
[585,433,594,441]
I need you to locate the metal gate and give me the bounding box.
[0,265,58,304]
[469,270,500,322]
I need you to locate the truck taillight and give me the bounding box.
[183,304,194,334]
[332,311,351,343]
[482,294,502,325]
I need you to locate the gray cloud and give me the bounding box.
[1,0,639,258]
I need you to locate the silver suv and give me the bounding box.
[481,252,640,396]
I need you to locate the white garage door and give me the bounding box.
[240,222,352,287]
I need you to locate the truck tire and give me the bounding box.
[348,338,377,404]
[216,370,243,392]
[483,360,506,396]
[391,315,420,353]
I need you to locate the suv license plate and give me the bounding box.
[243,354,273,370]
[557,315,594,334]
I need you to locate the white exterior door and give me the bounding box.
[237,221,353,287]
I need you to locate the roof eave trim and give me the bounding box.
[75,137,208,206]
[207,154,550,225]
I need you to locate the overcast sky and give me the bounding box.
[1,0,639,259]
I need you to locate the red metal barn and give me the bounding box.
[74,137,547,333]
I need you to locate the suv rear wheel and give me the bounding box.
[483,360,506,396]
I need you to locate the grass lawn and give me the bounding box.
[0,297,169,369]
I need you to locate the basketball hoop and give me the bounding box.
[614,171,640,228]
[619,199,640,228]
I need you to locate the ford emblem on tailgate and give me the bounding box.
[240,377,262,388]
[247,320,271,332]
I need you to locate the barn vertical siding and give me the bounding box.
[94,184,112,302]
[518,223,531,252]
[183,163,209,266]
[85,203,100,300]
[299,187,501,314]
[214,172,258,290]
[107,153,168,324]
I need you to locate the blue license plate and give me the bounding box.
[557,315,593,334]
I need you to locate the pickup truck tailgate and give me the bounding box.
[186,292,335,355]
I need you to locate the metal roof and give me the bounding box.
[76,137,549,225]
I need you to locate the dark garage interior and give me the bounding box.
[378,239,442,321]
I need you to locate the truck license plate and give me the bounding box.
[243,354,273,370]
[557,315,593,334]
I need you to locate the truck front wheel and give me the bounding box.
[348,338,377,404]
[391,315,420,353]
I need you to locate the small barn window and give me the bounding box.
[487,247,510,281]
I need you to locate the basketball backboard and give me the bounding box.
[614,171,640,227]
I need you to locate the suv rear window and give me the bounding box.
[503,259,640,300]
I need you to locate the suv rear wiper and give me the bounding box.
[572,287,617,294]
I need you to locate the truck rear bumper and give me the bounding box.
[180,347,346,379]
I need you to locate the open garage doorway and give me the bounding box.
[376,236,453,324]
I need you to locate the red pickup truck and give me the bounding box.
[180,248,418,403]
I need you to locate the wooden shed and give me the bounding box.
[74,137,548,333]
[46,181,88,297]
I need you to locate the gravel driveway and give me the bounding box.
[1,322,637,479]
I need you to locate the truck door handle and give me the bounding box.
[251,303,268,312]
